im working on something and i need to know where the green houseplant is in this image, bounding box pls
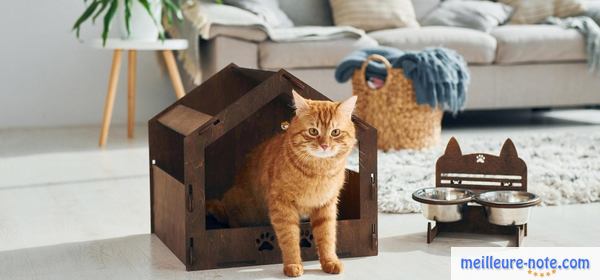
[72,0,184,45]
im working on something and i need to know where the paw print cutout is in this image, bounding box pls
[299,230,313,248]
[256,232,275,251]
[501,181,513,187]
[476,154,485,163]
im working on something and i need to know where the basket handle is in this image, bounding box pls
[359,54,393,90]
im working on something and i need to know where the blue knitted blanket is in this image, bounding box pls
[335,47,469,114]
[544,16,600,74]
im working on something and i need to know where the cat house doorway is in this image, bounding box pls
[204,92,363,230]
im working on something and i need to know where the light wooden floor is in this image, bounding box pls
[1,109,599,280]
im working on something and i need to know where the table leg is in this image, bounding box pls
[161,50,185,99]
[128,50,137,139]
[99,49,123,147]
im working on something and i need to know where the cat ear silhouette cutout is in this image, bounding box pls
[444,137,462,157]
[500,138,519,158]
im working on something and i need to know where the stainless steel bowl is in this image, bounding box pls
[412,187,474,222]
[475,191,541,226]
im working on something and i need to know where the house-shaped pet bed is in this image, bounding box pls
[148,64,378,270]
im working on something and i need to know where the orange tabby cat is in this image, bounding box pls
[207,90,357,277]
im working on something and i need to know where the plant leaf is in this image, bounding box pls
[163,0,182,23]
[72,0,101,38]
[124,0,132,36]
[163,1,173,24]
[138,0,162,40]
[92,0,110,23]
[137,0,157,24]
[159,29,165,41]
[102,0,118,46]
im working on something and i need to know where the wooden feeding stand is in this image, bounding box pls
[148,64,378,270]
[427,137,529,246]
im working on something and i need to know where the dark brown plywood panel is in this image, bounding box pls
[153,166,187,264]
[158,105,213,136]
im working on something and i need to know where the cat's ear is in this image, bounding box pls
[444,137,462,157]
[338,95,358,119]
[500,138,519,158]
[292,89,310,115]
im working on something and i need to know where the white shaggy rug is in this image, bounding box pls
[348,130,600,214]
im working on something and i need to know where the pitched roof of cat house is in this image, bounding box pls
[152,63,375,140]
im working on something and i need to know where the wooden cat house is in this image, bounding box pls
[148,64,378,271]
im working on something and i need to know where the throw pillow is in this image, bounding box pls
[329,0,420,31]
[421,0,513,32]
[500,0,586,24]
[555,0,587,18]
[223,0,294,28]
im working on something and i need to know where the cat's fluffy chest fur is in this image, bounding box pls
[206,91,357,277]
[255,132,348,216]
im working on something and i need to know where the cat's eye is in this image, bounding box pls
[308,128,319,136]
[331,129,341,137]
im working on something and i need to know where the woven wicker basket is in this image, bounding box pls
[351,54,443,150]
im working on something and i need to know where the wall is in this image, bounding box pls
[0,0,177,129]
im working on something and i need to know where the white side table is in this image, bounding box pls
[91,39,189,147]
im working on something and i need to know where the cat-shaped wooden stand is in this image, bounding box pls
[429,137,528,246]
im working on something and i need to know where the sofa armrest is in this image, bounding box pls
[207,25,268,42]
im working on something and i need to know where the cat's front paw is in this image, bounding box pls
[321,259,343,274]
[283,263,304,277]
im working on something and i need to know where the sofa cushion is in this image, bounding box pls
[329,0,420,31]
[279,0,334,26]
[368,26,497,64]
[223,0,294,28]
[499,0,586,24]
[420,0,513,32]
[411,0,441,20]
[259,36,379,69]
[492,25,586,64]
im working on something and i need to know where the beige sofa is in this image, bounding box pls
[195,0,600,109]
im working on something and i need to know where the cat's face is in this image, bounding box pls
[289,90,357,159]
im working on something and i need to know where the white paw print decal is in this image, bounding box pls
[476,154,485,163]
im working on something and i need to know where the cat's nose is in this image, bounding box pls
[320,144,329,150]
